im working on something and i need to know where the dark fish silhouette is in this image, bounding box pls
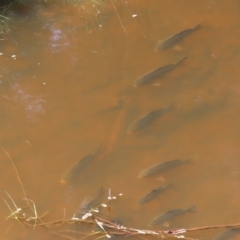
[134,57,187,87]
[212,228,240,240]
[138,183,171,204]
[155,21,201,51]
[60,146,101,183]
[127,104,173,133]
[138,159,188,178]
[74,188,106,219]
[80,187,106,212]
[148,205,196,227]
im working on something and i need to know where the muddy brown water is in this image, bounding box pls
[1,1,240,239]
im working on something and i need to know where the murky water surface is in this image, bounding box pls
[1,0,240,239]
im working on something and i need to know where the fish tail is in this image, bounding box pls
[194,20,203,29]
[138,198,145,204]
[96,187,105,200]
[166,181,173,189]
[188,205,197,212]
[176,56,187,65]
[164,102,175,112]
[184,158,192,164]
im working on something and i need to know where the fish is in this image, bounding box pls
[133,57,187,87]
[138,183,171,204]
[74,188,106,219]
[127,104,173,133]
[212,228,240,240]
[80,187,106,212]
[138,159,188,178]
[155,21,201,51]
[148,205,196,227]
[60,145,101,183]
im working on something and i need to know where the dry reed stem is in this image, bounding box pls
[6,200,240,240]
[1,147,47,228]
[1,147,30,209]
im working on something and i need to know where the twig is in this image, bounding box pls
[187,223,240,232]
[110,0,128,35]
[4,187,240,240]
[1,147,31,209]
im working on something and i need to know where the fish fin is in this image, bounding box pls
[188,205,197,212]
[173,45,182,51]
[96,187,106,200]
[194,20,203,30]
[94,144,103,155]
[185,155,200,165]
[79,197,93,212]
[154,41,162,52]
[163,222,170,227]
[156,176,166,182]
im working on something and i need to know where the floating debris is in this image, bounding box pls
[149,205,196,227]
[155,22,201,51]
[138,159,189,178]
[133,57,187,87]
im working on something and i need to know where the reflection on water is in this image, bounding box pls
[1,1,240,240]
[49,27,69,53]
[11,83,46,121]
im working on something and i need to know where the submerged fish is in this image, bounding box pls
[127,104,173,133]
[138,183,171,204]
[134,57,187,87]
[80,187,106,212]
[148,205,196,227]
[60,146,101,183]
[212,228,240,240]
[138,159,188,178]
[155,22,201,51]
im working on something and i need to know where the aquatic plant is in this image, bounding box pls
[61,0,105,4]
[0,0,108,37]
[0,11,12,38]
[0,15,10,32]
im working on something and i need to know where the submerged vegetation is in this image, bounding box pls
[0,0,106,38]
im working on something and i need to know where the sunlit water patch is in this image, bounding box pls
[9,83,46,121]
